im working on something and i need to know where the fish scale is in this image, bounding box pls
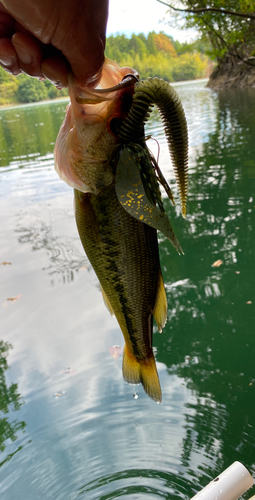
[74,185,161,360]
[54,58,188,402]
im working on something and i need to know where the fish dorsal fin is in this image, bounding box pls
[153,272,167,333]
[115,146,184,255]
[100,285,115,316]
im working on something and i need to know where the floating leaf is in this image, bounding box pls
[2,294,22,307]
[7,294,22,302]
[212,259,223,267]
[79,264,88,271]
[0,261,12,265]
[54,391,65,398]
[109,345,123,360]
[61,367,76,375]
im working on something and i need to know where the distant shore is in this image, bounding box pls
[0,78,209,111]
[0,95,70,111]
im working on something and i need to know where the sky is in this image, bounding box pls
[107,0,197,42]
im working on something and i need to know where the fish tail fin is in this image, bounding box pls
[122,344,162,403]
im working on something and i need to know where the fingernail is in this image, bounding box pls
[0,55,15,67]
[0,56,21,75]
[0,64,21,75]
[13,44,32,65]
[43,69,64,88]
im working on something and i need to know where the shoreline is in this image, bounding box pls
[207,59,255,89]
[0,95,70,111]
[0,78,209,111]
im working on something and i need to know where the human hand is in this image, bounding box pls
[0,0,108,87]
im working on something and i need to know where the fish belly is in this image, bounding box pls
[74,185,164,402]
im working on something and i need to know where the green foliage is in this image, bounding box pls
[0,67,68,106]
[15,75,49,103]
[0,31,209,106]
[172,53,208,80]
[0,67,19,105]
[0,79,19,106]
[106,31,210,81]
[0,340,26,453]
[164,0,255,63]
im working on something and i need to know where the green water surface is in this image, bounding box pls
[0,83,254,499]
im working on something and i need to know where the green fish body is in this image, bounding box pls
[54,59,188,402]
[74,184,167,402]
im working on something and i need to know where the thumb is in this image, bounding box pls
[57,0,108,85]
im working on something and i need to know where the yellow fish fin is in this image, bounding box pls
[100,285,115,316]
[153,273,167,333]
[122,345,162,403]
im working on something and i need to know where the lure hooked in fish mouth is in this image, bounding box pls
[72,69,188,246]
[54,59,189,402]
[87,74,188,253]
[117,77,188,218]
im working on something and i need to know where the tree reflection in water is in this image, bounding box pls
[155,86,255,483]
[0,340,26,465]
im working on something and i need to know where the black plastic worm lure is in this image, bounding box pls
[112,76,188,254]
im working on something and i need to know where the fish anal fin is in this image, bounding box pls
[122,345,162,403]
[153,273,167,333]
[122,345,141,385]
[100,284,115,316]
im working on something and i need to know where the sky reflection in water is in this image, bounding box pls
[0,83,254,499]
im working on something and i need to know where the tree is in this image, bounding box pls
[156,0,255,66]
[153,32,177,57]
[130,34,147,59]
[16,75,48,103]
[0,80,18,105]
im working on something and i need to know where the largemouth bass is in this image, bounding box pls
[54,59,188,403]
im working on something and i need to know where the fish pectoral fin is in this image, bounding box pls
[153,272,167,333]
[100,285,115,316]
[115,147,184,255]
[122,345,162,403]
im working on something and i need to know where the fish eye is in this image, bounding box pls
[109,117,122,135]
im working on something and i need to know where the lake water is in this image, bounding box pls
[0,81,254,499]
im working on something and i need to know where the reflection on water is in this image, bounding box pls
[14,210,88,286]
[0,100,68,168]
[78,468,193,499]
[0,83,254,498]
[0,340,26,465]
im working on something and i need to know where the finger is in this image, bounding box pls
[61,30,105,86]
[12,31,45,78]
[41,54,69,88]
[0,11,15,37]
[93,0,109,49]
[49,1,108,86]
[0,37,21,74]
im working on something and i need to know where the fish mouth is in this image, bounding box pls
[75,74,139,105]
[88,73,140,95]
[70,59,139,105]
